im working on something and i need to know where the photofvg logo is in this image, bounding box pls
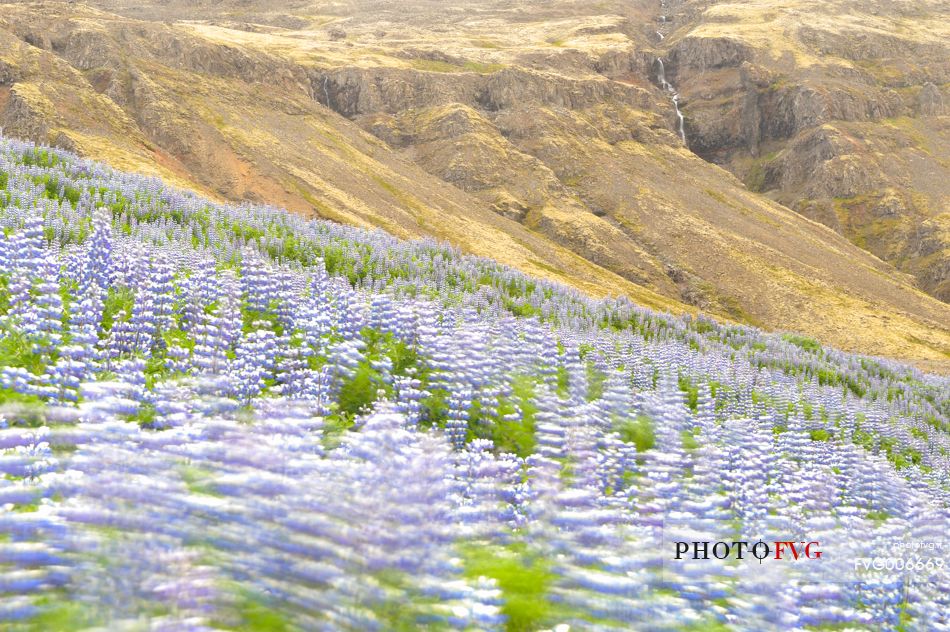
[673,540,822,562]
[660,517,949,584]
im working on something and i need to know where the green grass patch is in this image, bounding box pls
[865,510,890,524]
[682,428,701,450]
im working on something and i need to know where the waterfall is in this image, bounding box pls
[656,58,686,144]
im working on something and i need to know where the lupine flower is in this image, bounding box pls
[0,134,946,631]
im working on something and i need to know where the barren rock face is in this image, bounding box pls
[1,0,949,368]
[671,36,751,71]
[919,82,946,117]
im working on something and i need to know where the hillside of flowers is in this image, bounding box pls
[0,134,948,631]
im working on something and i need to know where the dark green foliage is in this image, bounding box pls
[875,436,923,470]
[616,414,655,452]
[678,374,699,412]
[63,185,82,206]
[853,429,875,451]
[59,277,78,328]
[504,299,539,318]
[420,387,450,427]
[121,402,157,427]
[33,175,82,206]
[461,374,540,457]
[0,327,47,376]
[387,338,419,376]
[0,274,10,316]
[489,375,539,457]
[242,306,285,336]
[20,148,58,168]
[923,414,948,433]
[162,328,195,352]
[0,387,46,408]
[880,436,897,455]
[816,367,867,398]
[101,287,135,332]
[893,448,922,470]
[211,589,294,632]
[360,327,419,377]
[336,363,385,417]
[39,176,83,207]
[144,354,169,390]
[321,244,347,277]
[585,363,607,402]
[693,319,716,335]
[324,327,430,424]
[782,333,822,353]
[556,365,569,397]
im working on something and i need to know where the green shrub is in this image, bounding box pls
[337,364,384,417]
[616,414,655,452]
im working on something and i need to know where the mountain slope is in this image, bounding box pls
[1,0,949,370]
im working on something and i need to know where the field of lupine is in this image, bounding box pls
[0,133,948,631]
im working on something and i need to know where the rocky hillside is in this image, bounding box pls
[663,0,950,300]
[1,0,949,370]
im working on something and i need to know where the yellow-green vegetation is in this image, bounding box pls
[464,61,506,74]
[470,39,502,49]
[409,59,505,74]
[461,542,560,632]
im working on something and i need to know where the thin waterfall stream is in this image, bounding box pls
[656,58,686,144]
